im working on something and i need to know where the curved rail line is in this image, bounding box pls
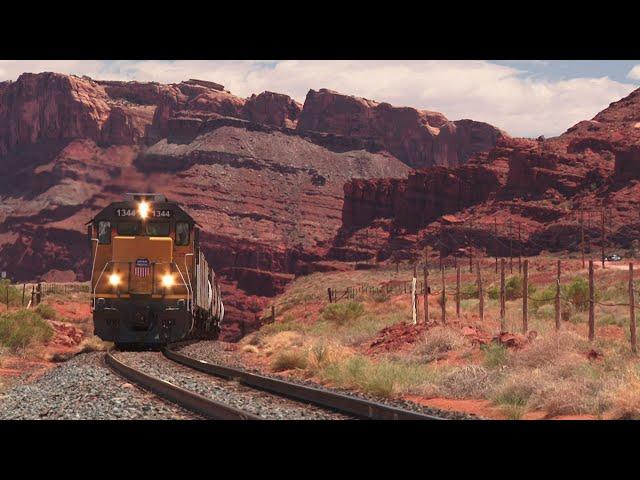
[163,344,443,420]
[104,349,260,420]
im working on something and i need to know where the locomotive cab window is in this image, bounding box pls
[117,221,141,236]
[176,222,190,246]
[98,221,111,244]
[146,222,170,236]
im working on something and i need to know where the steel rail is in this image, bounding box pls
[105,349,260,420]
[163,344,443,420]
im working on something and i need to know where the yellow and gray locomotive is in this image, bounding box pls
[87,194,223,347]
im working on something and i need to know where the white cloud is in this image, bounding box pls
[628,64,640,81]
[0,60,637,138]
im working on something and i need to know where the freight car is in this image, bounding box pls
[87,194,223,347]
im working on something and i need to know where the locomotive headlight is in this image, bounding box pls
[161,273,175,288]
[138,200,150,219]
[109,273,121,287]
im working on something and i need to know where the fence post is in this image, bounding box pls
[5,284,8,310]
[630,262,637,354]
[589,260,595,341]
[555,260,561,331]
[22,283,26,307]
[423,265,429,324]
[411,276,417,325]
[36,282,42,305]
[500,258,506,331]
[456,262,461,318]
[476,261,484,321]
[271,305,275,323]
[522,260,529,333]
[441,267,446,324]
[327,287,332,303]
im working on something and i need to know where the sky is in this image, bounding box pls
[0,60,638,138]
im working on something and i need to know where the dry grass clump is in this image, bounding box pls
[270,349,309,372]
[437,365,495,399]
[491,369,548,418]
[604,370,640,419]
[509,330,584,369]
[321,301,365,325]
[320,355,440,398]
[0,309,54,352]
[78,335,111,353]
[413,326,466,362]
[259,331,304,357]
[34,302,57,320]
[530,377,603,417]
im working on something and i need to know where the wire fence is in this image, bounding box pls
[285,257,640,353]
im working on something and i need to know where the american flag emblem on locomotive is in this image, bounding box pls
[87,193,224,348]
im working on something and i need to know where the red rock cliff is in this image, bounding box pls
[297,88,506,168]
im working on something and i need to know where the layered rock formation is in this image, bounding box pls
[297,88,506,168]
[337,86,640,263]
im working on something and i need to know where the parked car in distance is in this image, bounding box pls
[605,254,622,261]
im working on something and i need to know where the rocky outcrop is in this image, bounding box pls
[297,88,506,168]
[243,91,302,128]
[343,160,507,230]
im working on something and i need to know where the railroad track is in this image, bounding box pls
[106,344,444,420]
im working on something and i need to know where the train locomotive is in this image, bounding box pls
[88,193,223,347]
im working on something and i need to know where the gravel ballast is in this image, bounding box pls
[179,341,482,420]
[114,351,351,420]
[0,352,197,420]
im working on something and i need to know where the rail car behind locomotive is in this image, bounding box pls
[87,194,223,346]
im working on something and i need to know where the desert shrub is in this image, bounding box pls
[510,330,583,369]
[460,283,478,299]
[0,310,54,352]
[437,365,494,399]
[481,342,508,368]
[320,355,438,398]
[530,284,556,310]
[491,369,546,408]
[534,304,555,319]
[321,301,365,325]
[270,349,308,372]
[607,377,640,419]
[504,275,535,300]
[371,290,390,303]
[487,285,499,300]
[262,315,303,334]
[561,301,574,322]
[414,326,465,362]
[530,377,599,417]
[0,280,22,308]
[35,302,57,320]
[563,277,590,311]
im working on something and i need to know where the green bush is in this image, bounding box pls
[481,343,508,368]
[460,283,478,300]
[321,301,365,325]
[487,285,499,300]
[0,309,54,352]
[505,275,530,300]
[563,277,590,311]
[35,302,57,320]
[0,280,23,308]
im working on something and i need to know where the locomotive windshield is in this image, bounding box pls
[117,221,141,236]
[146,222,170,236]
